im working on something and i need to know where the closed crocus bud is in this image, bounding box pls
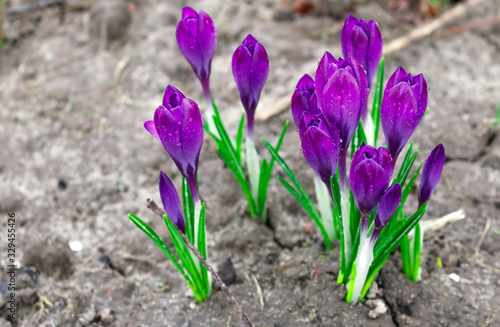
[374,183,401,230]
[418,144,445,207]
[298,112,340,186]
[350,144,393,218]
[341,15,383,89]
[381,67,428,163]
[144,85,204,202]
[176,7,217,86]
[159,171,185,233]
[232,34,269,139]
[291,74,321,127]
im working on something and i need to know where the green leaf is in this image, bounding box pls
[128,214,189,282]
[257,158,269,217]
[197,203,210,293]
[394,142,418,187]
[236,114,245,164]
[373,203,427,263]
[371,57,385,146]
[400,234,411,276]
[351,121,368,159]
[411,222,422,281]
[164,215,206,301]
[258,121,289,217]
[212,109,256,216]
[330,175,345,277]
[182,178,195,244]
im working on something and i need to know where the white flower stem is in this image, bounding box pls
[246,136,260,208]
[349,229,375,303]
[314,176,335,241]
[341,188,352,264]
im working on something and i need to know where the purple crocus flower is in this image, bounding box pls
[381,67,428,163]
[159,171,185,233]
[371,182,401,242]
[298,112,340,186]
[144,85,204,203]
[350,144,393,224]
[232,34,269,139]
[315,52,368,189]
[418,144,445,207]
[176,7,217,102]
[291,74,321,127]
[341,15,383,90]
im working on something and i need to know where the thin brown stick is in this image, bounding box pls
[146,199,254,327]
[255,0,488,123]
[439,15,500,37]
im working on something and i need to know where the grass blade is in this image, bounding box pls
[371,57,385,146]
[236,114,245,164]
[128,214,189,282]
[182,178,195,244]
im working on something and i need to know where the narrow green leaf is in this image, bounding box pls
[128,214,188,282]
[212,111,256,216]
[182,178,195,244]
[412,222,422,281]
[371,57,385,145]
[359,253,389,301]
[400,234,411,276]
[330,175,345,277]
[236,114,245,164]
[278,176,331,251]
[394,142,418,187]
[351,121,368,159]
[197,203,209,294]
[164,215,205,300]
[257,158,269,217]
[373,203,427,262]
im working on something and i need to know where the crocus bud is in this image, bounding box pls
[381,67,428,163]
[232,34,269,139]
[159,171,185,233]
[341,15,383,89]
[291,74,321,127]
[350,144,393,217]
[176,7,217,85]
[374,183,401,230]
[315,52,368,152]
[144,85,204,202]
[418,144,445,207]
[298,112,340,186]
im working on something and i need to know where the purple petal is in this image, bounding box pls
[300,119,340,185]
[381,79,420,160]
[144,120,160,141]
[179,98,204,178]
[154,106,186,176]
[367,20,383,86]
[315,52,338,102]
[374,183,402,229]
[350,145,393,216]
[291,74,319,125]
[232,43,253,110]
[320,68,361,148]
[162,85,186,109]
[196,10,217,75]
[159,171,185,233]
[418,144,445,206]
[249,41,269,106]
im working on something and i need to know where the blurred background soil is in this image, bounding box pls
[0,0,500,326]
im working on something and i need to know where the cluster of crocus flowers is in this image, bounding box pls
[267,13,445,302]
[128,5,447,308]
[129,85,211,302]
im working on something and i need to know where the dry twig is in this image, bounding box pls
[146,199,253,327]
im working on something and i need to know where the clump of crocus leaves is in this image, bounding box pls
[128,7,446,305]
[265,14,445,302]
